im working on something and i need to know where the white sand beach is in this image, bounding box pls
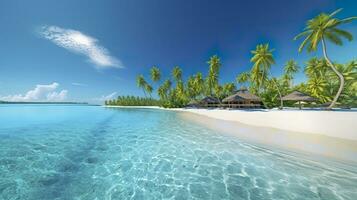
[106,106,357,162]
[178,108,357,141]
[106,106,357,140]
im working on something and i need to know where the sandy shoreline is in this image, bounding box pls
[105,105,357,163]
[105,106,357,162]
[105,105,357,141]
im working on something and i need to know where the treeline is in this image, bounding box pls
[107,9,356,109]
[105,96,161,106]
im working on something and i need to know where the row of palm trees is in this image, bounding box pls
[105,96,161,106]
[125,9,356,109]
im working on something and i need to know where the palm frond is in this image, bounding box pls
[338,16,357,24]
[309,32,322,52]
[329,8,343,18]
[294,30,311,40]
[298,34,312,52]
[325,32,343,45]
[332,28,353,41]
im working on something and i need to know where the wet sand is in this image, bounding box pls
[178,111,357,164]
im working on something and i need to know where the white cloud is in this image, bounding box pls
[0,82,68,102]
[71,82,87,87]
[39,25,123,69]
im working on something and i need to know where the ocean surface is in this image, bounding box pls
[0,105,356,200]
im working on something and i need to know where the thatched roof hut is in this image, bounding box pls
[200,96,220,104]
[281,91,316,109]
[222,88,261,103]
[186,99,200,107]
[281,91,316,101]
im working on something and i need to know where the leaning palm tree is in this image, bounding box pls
[144,84,153,98]
[251,44,283,108]
[294,8,356,109]
[136,75,147,97]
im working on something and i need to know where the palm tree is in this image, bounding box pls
[294,8,356,109]
[308,75,329,102]
[158,79,172,100]
[186,75,196,100]
[206,55,221,96]
[150,66,161,82]
[194,72,204,98]
[150,66,161,97]
[172,66,182,83]
[284,60,300,87]
[163,79,172,91]
[158,85,166,100]
[250,44,283,108]
[222,83,236,97]
[305,58,325,78]
[214,85,224,101]
[136,75,147,97]
[145,84,153,98]
[236,71,250,88]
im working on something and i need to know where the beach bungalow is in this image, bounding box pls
[199,96,220,108]
[222,88,263,109]
[281,91,316,109]
[186,99,200,108]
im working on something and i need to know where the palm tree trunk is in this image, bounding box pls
[321,38,345,109]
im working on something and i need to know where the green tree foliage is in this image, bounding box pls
[136,75,147,97]
[299,58,357,106]
[284,59,300,87]
[128,9,356,109]
[150,66,161,83]
[250,43,283,108]
[105,96,161,106]
[236,71,250,87]
[294,8,356,109]
[206,55,221,96]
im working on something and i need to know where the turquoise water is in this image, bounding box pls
[0,105,356,200]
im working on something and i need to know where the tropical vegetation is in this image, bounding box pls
[107,9,356,109]
[105,96,161,106]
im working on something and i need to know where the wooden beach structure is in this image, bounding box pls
[221,88,264,109]
[199,96,220,108]
[186,99,200,108]
[281,91,316,109]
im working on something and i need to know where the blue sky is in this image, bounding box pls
[0,0,356,103]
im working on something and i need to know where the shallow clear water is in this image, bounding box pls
[0,105,356,200]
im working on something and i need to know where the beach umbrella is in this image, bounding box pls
[281,91,316,101]
[281,91,316,109]
[294,101,307,105]
[294,101,308,109]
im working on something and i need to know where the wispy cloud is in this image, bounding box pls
[98,92,117,101]
[71,82,87,87]
[0,82,68,102]
[39,25,123,69]
[93,92,117,102]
